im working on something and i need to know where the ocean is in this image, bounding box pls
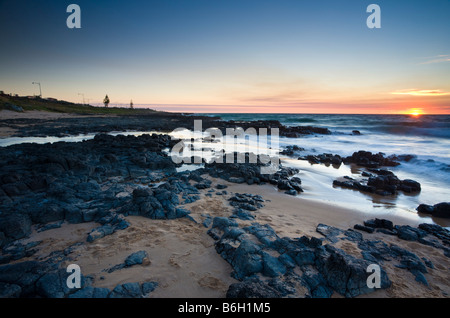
[194,114,450,226]
[1,113,449,226]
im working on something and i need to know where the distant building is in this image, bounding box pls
[0,90,4,95]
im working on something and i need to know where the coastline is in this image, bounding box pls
[14,176,450,298]
[0,110,449,299]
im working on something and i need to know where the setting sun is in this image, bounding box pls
[406,108,425,117]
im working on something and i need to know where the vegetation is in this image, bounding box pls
[0,94,163,116]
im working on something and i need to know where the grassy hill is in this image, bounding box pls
[0,94,169,116]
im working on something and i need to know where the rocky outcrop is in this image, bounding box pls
[417,202,450,219]
[105,250,150,273]
[343,151,401,168]
[333,169,421,196]
[207,216,395,298]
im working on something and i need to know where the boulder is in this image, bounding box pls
[432,202,450,219]
[395,225,427,242]
[301,268,333,298]
[36,268,85,298]
[261,252,287,277]
[416,204,434,215]
[231,240,263,280]
[363,219,394,231]
[0,214,32,240]
[86,224,114,243]
[124,251,149,267]
[315,245,391,298]
[212,217,239,231]
[353,224,375,234]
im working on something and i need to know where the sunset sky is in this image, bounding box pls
[0,0,449,114]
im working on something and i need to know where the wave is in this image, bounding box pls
[196,113,450,138]
[282,117,318,124]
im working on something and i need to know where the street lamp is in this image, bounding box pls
[32,82,42,98]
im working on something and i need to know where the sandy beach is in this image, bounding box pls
[14,176,449,298]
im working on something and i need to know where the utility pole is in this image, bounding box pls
[32,82,42,98]
[78,93,85,105]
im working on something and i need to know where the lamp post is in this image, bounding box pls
[32,82,42,98]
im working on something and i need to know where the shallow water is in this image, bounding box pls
[1,115,449,228]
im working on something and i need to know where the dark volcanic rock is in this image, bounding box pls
[226,277,283,298]
[86,214,130,243]
[109,282,144,298]
[416,202,450,219]
[280,145,305,156]
[363,219,394,231]
[333,170,421,196]
[417,204,435,215]
[0,282,22,298]
[68,286,111,298]
[125,250,149,267]
[432,202,450,219]
[315,245,391,298]
[36,268,85,298]
[353,224,375,234]
[300,153,343,167]
[0,214,32,241]
[343,151,400,168]
[395,225,426,242]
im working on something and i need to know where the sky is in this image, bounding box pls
[0,0,449,114]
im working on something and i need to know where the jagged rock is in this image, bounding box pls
[353,224,375,234]
[36,268,85,298]
[395,225,427,242]
[316,224,343,243]
[343,151,400,168]
[363,219,394,231]
[125,250,149,267]
[315,245,391,298]
[109,282,144,298]
[301,267,333,298]
[231,240,263,280]
[244,223,279,248]
[68,286,111,298]
[212,217,239,231]
[86,224,114,243]
[334,171,421,196]
[226,277,283,298]
[0,214,32,241]
[261,252,286,277]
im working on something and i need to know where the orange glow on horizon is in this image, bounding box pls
[401,108,426,117]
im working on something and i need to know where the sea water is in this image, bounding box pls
[1,114,449,226]
[194,114,450,227]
